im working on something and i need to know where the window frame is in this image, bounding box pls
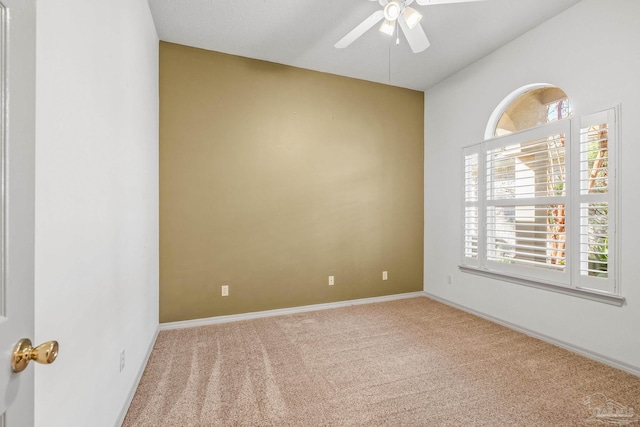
[460,107,623,306]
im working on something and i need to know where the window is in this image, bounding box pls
[463,89,619,299]
[577,110,615,293]
[493,86,571,137]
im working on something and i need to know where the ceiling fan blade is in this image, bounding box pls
[335,10,385,49]
[415,0,485,5]
[398,15,430,53]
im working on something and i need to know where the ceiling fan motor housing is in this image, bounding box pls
[384,1,403,20]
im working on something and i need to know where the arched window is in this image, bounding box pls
[462,85,620,301]
[485,84,572,139]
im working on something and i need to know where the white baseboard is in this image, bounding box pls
[424,292,640,378]
[114,326,159,427]
[159,291,426,331]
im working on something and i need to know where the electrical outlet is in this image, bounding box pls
[120,349,125,373]
[382,271,388,280]
[328,275,335,286]
[221,285,229,296]
[447,275,453,285]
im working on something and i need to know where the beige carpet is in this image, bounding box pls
[123,297,640,426]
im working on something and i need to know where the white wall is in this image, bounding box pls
[34,0,159,426]
[424,0,640,371]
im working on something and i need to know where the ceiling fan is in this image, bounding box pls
[335,0,485,53]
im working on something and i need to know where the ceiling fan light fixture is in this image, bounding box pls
[380,19,395,36]
[403,7,422,29]
[383,1,402,21]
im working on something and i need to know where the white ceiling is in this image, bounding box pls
[148,0,582,91]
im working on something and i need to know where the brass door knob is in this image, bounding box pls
[12,338,59,373]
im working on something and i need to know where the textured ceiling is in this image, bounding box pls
[148,0,582,91]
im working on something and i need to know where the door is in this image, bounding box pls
[0,0,37,425]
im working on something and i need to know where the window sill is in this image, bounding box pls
[459,265,625,307]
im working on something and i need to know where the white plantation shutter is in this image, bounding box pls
[462,107,620,298]
[484,120,570,283]
[463,146,481,266]
[576,109,616,293]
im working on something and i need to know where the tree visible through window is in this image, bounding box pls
[580,121,610,279]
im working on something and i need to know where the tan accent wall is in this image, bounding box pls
[160,42,424,323]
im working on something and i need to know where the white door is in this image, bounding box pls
[0,0,38,425]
